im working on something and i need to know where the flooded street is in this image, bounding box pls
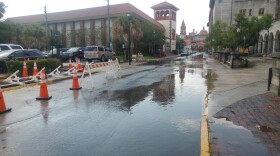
[0,53,208,156]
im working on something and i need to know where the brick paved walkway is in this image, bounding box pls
[211,92,280,155]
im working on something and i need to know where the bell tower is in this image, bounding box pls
[152,1,179,52]
[180,20,186,39]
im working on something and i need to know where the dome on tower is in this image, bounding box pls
[198,27,208,36]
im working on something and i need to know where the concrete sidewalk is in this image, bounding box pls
[204,54,280,155]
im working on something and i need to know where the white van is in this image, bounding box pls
[0,44,24,51]
[84,46,113,62]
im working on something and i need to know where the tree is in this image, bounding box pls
[206,13,273,52]
[113,15,143,58]
[0,2,6,19]
[176,36,185,52]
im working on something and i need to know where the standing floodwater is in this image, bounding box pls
[0,53,207,156]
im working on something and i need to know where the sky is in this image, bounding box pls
[1,0,209,34]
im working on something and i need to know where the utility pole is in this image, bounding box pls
[106,0,111,50]
[44,6,51,52]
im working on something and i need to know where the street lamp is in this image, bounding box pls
[127,13,131,65]
[105,0,112,50]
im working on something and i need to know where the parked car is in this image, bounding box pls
[62,47,85,62]
[0,49,46,61]
[84,46,113,62]
[42,48,69,57]
[0,44,24,51]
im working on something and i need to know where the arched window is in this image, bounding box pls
[165,10,169,17]
[160,11,165,17]
[156,11,160,17]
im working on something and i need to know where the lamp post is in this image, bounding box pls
[105,0,112,50]
[127,13,131,65]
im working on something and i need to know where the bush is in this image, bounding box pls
[0,61,7,73]
[5,58,61,76]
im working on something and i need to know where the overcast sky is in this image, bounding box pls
[1,0,209,34]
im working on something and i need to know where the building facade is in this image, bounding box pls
[7,2,178,52]
[180,20,208,52]
[209,0,280,54]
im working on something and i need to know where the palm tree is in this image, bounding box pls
[113,15,143,56]
[0,2,6,19]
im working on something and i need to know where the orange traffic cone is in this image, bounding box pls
[76,58,83,72]
[0,87,12,114]
[68,58,73,70]
[33,61,38,76]
[22,60,28,77]
[36,71,52,100]
[70,69,82,90]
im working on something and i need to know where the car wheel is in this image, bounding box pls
[100,55,105,62]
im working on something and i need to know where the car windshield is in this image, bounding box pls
[67,47,79,52]
[85,47,97,51]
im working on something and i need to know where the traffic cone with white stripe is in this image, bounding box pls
[70,68,82,90]
[68,58,73,70]
[22,60,28,77]
[0,87,12,114]
[36,70,52,100]
[76,58,83,72]
[33,61,39,77]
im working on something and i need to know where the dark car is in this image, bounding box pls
[0,49,46,61]
[62,47,85,62]
[42,48,69,58]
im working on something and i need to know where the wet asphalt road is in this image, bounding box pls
[0,53,207,156]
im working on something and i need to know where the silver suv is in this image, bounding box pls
[0,44,24,51]
[84,46,113,62]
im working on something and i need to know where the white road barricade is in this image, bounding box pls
[3,70,24,86]
[80,62,94,87]
[105,59,117,79]
[48,65,62,78]
[64,67,75,76]
[31,67,45,82]
[113,58,122,78]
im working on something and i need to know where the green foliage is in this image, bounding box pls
[206,13,273,52]
[113,15,165,56]
[0,2,6,19]
[0,21,48,50]
[176,36,185,51]
[5,58,60,76]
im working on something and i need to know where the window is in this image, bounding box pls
[0,45,10,51]
[259,8,265,16]
[249,9,252,16]
[240,9,246,15]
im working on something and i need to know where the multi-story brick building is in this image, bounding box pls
[208,0,280,54]
[7,2,179,53]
